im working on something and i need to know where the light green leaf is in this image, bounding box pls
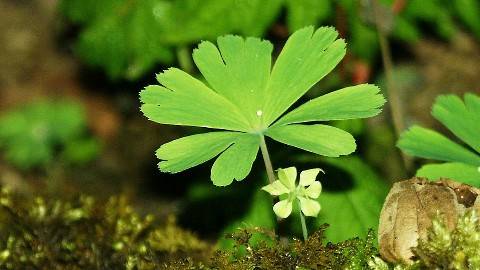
[141,27,385,186]
[305,181,322,199]
[275,84,385,126]
[465,93,480,116]
[397,125,480,166]
[266,124,356,157]
[278,167,297,190]
[263,26,346,125]
[432,94,480,153]
[273,199,293,218]
[156,132,240,173]
[140,69,250,131]
[193,36,272,127]
[416,162,480,187]
[298,197,321,217]
[299,168,321,186]
[211,134,260,186]
[262,180,290,196]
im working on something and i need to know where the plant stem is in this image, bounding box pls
[259,135,275,184]
[299,209,308,241]
[371,0,412,172]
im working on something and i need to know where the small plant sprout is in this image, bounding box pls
[140,26,385,186]
[262,167,323,240]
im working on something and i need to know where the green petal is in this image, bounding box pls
[397,125,480,166]
[416,162,480,187]
[192,36,272,127]
[140,69,250,131]
[275,84,385,126]
[263,26,346,125]
[262,180,290,196]
[304,181,322,199]
[432,93,480,153]
[266,124,356,157]
[278,167,297,190]
[299,168,321,186]
[298,197,321,217]
[156,132,240,173]
[210,134,260,186]
[273,199,293,219]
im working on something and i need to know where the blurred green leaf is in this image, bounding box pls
[0,100,97,170]
[315,156,388,242]
[63,138,100,165]
[61,0,282,79]
[453,0,480,37]
[285,0,331,31]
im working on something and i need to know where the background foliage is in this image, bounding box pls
[60,0,480,80]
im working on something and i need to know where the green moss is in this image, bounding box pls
[210,224,378,269]
[4,186,477,269]
[0,188,209,269]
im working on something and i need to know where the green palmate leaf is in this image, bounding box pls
[432,94,480,153]
[141,26,385,185]
[263,27,346,125]
[140,72,250,131]
[193,36,272,126]
[156,132,240,173]
[266,124,356,157]
[274,84,385,125]
[211,134,260,186]
[397,125,480,167]
[417,162,480,187]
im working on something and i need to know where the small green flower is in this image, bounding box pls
[262,167,322,218]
